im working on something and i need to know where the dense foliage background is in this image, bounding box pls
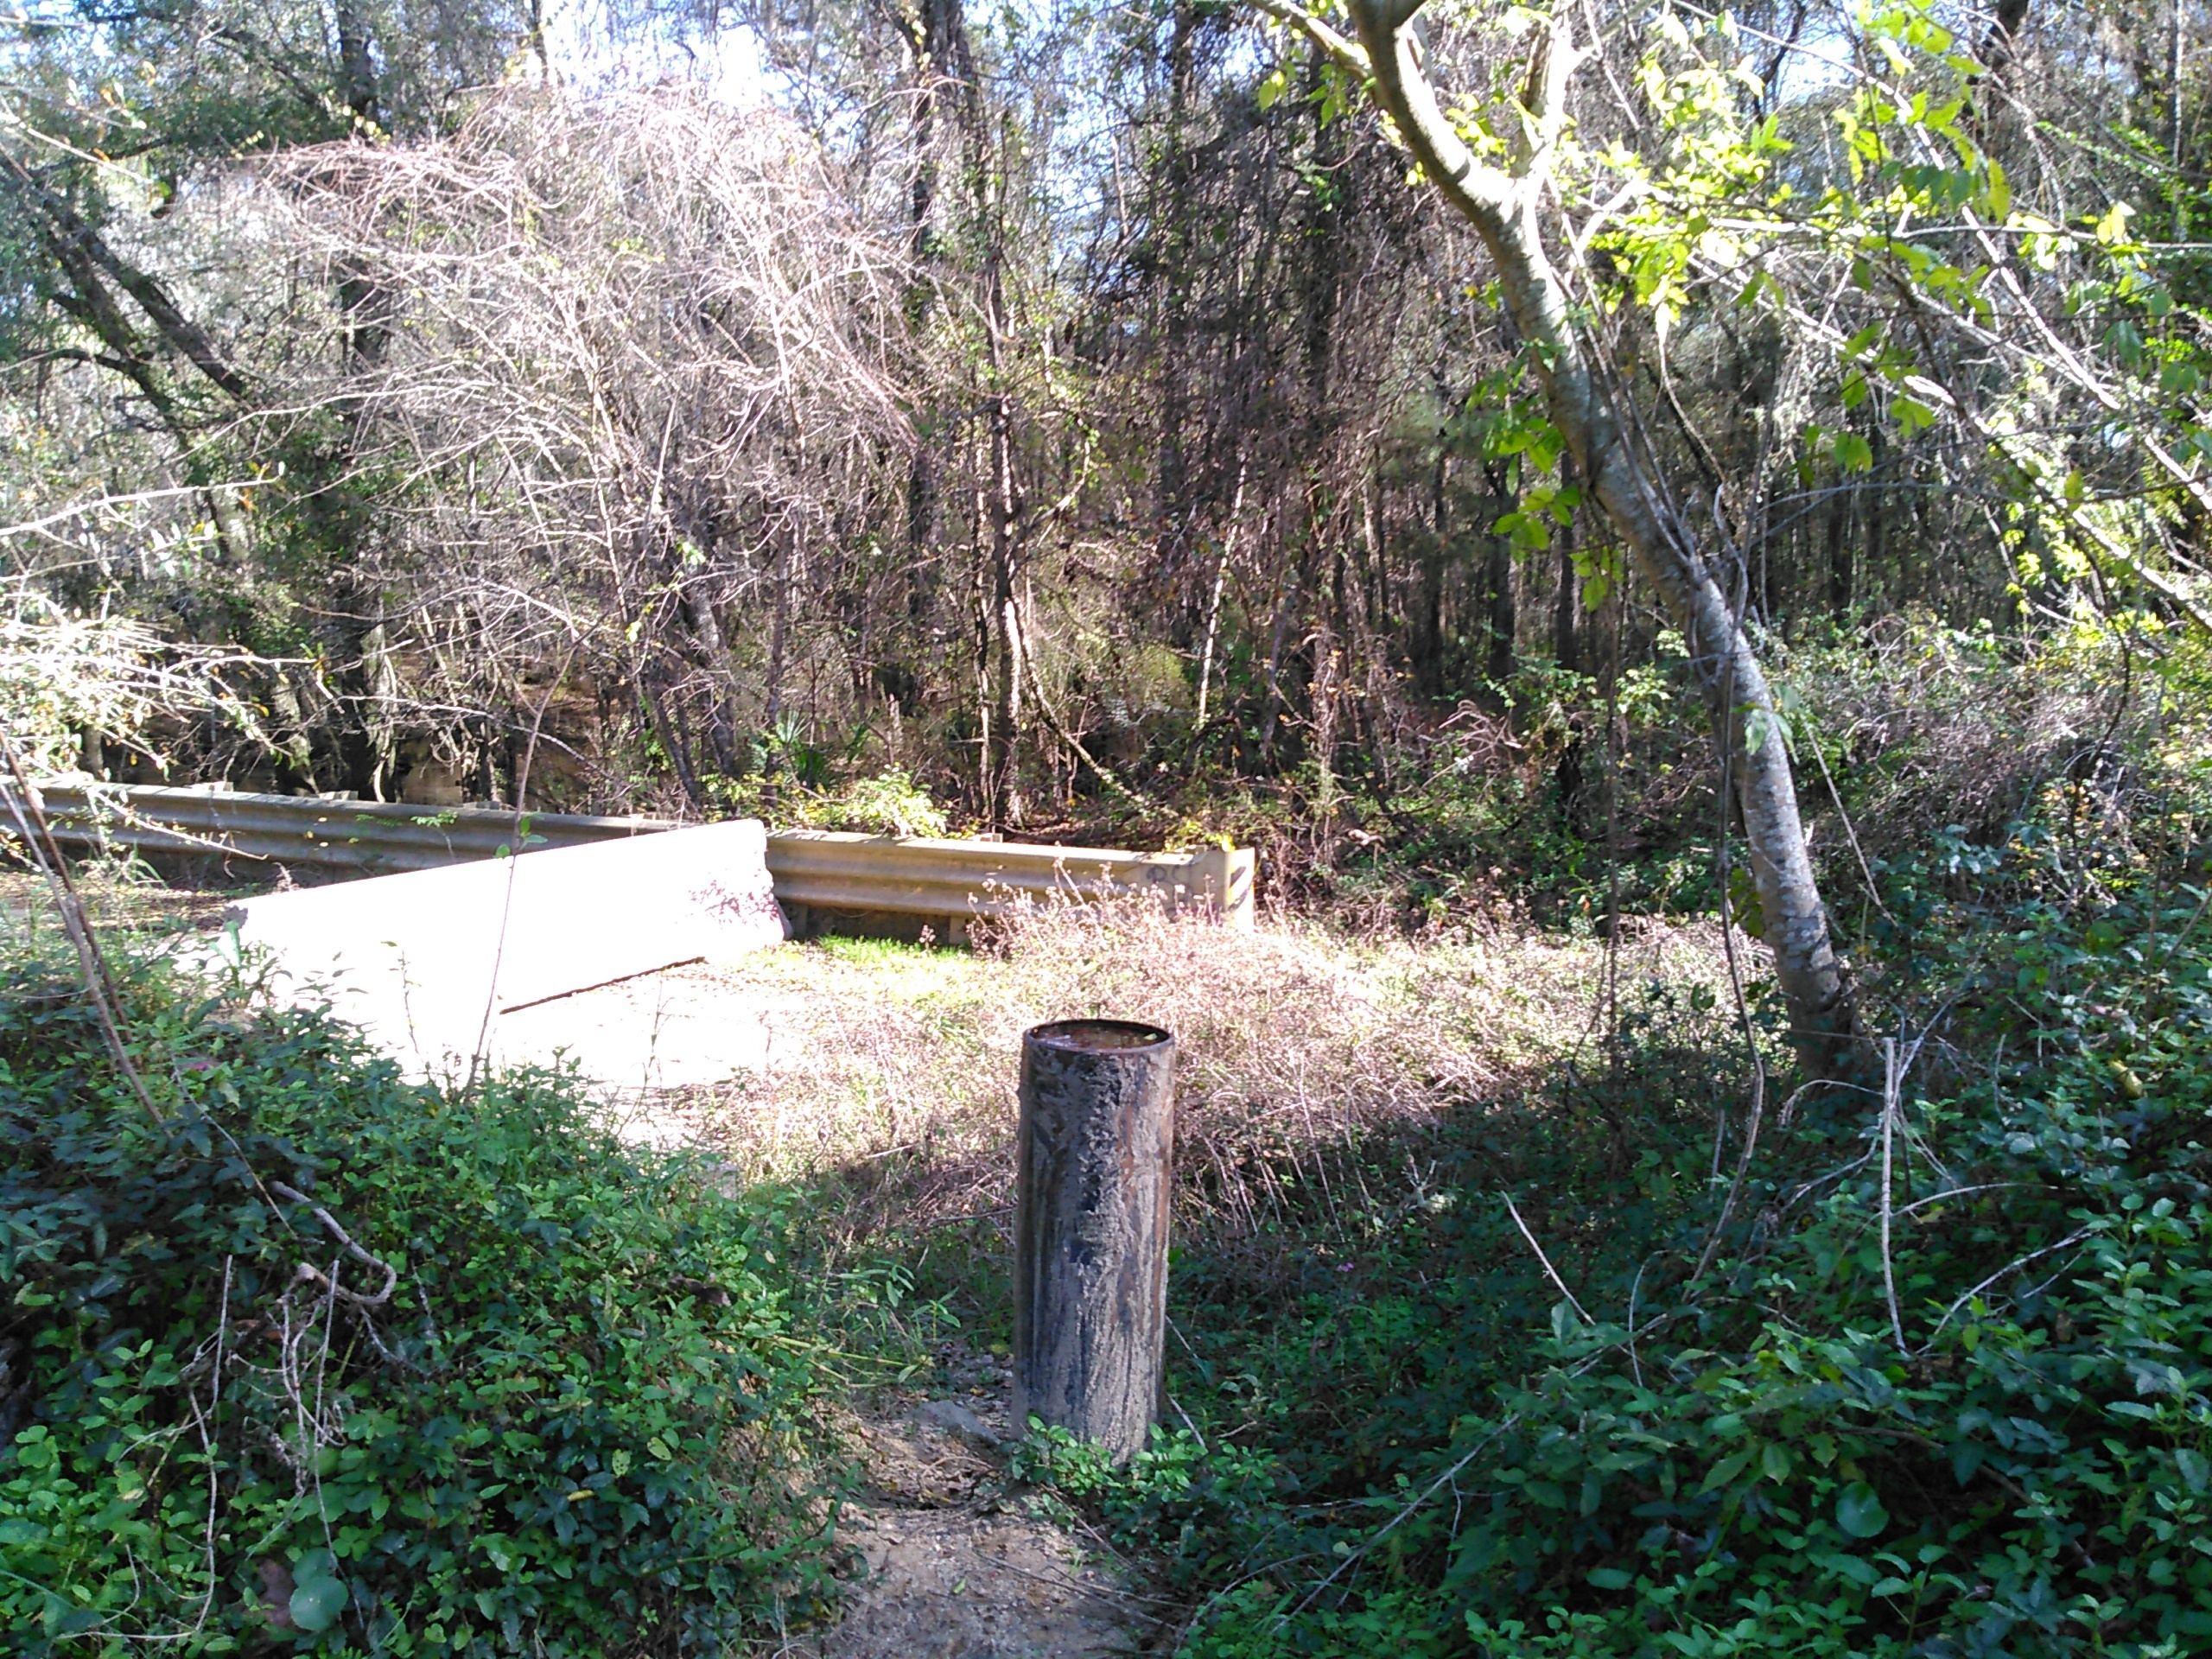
[10,0,2212,1651]
[4,0,2205,882]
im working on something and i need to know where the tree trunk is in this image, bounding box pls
[1486,518,1517,690]
[987,401,1022,826]
[981,138,1023,829]
[898,0,969,626]
[1154,0,1198,597]
[1827,486,1852,614]
[764,538,793,738]
[1414,444,1447,696]
[1197,460,1247,727]
[1294,0,1856,1071]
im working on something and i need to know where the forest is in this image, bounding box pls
[6,0,2212,1650]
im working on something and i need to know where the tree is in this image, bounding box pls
[269,86,913,807]
[2,0,539,791]
[1249,0,1853,1070]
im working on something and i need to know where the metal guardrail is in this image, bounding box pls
[767,830,1254,940]
[20,782,1256,933]
[25,782,671,874]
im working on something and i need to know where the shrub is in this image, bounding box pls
[1162,760,2212,1656]
[0,952,836,1656]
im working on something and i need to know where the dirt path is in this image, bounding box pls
[799,1370,1162,1659]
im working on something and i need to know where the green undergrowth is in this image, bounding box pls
[993,768,2212,1648]
[0,956,849,1656]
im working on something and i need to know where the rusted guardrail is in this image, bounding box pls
[21,782,1256,934]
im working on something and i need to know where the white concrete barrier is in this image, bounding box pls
[215,820,783,1073]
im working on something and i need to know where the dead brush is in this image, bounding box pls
[696,896,1735,1263]
[1795,615,2127,863]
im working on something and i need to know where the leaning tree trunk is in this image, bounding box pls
[1267,0,1856,1072]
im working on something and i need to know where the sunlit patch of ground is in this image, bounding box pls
[792,1344,1159,1658]
[5,862,1740,1226]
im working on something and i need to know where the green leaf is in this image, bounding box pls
[289,1576,348,1634]
[1891,396,1936,435]
[1587,1567,1635,1590]
[1835,1481,1889,1538]
[1834,433,1873,474]
[2179,1448,2209,1492]
[1983,158,2010,219]
[1744,706,1792,758]
[1701,1450,1753,1493]
[1812,1548,1881,1586]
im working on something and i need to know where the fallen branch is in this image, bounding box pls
[270,1181,400,1307]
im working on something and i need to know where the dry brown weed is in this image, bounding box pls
[687,899,1737,1249]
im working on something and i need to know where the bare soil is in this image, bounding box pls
[799,1366,1162,1659]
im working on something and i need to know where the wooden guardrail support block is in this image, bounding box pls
[1013,1020,1178,1463]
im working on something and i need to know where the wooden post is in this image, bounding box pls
[1014,1020,1177,1462]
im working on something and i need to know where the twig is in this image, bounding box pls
[0,736,161,1118]
[1892,1181,2038,1217]
[1689,717,1767,1286]
[1287,1417,1518,1617]
[1804,713,1895,926]
[1014,621,1145,811]
[270,1181,400,1306]
[1916,1225,2097,1355]
[1624,1258,1647,1388]
[467,641,577,1084]
[1878,1037,1906,1351]
[1501,1192,1592,1324]
[173,1256,232,1641]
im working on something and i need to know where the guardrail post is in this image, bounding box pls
[1183,845,1257,929]
[1013,1020,1177,1463]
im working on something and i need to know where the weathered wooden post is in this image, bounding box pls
[1014,1019,1176,1462]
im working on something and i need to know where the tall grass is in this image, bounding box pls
[697,901,1738,1266]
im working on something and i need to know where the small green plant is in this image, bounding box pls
[806,767,949,838]
[1007,1421,1286,1594]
